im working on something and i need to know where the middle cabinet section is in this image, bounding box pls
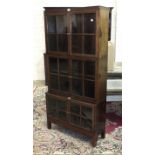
[47,56,96,101]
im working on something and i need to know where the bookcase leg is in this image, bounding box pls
[47,120,51,129]
[91,133,98,147]
[101,130,105,138]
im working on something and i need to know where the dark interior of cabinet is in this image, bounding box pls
[47,15,68,52]
[47,94,93,130]
[47,92,93,130]
[69,101,93,130]
[47,13,96,54]
[49,57,95,98]
[71,13,96,54]
[46,95,67,121]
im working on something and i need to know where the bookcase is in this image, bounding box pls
[44,6,111,146]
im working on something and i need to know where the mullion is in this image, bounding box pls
[81,14,84,54]
[56,34,58,51]
[69,59,72,94]
[82,61,84,96]
[80,103,82,127]
[68,10,71,90]
[59,58,70,92]
[57,58,60,90]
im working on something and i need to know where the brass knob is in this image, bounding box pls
[67,8,71,12]
[67,97,71,100]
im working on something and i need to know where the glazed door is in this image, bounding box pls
[69,100,94,130]
[71,13,96,55]
[71,59,96,99]
[46,93,94,131]
[46,14,68,53]
[48,56,70,94]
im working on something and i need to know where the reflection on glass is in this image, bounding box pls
[50,75,59,90]
[57,35,68,52]
[84,35,95,54]
[81,118,92,129]
[72,35,82,53]
[84,13,96,33]
[49,58,58,74]
[84,80,95,98]
[47,15,67,33]
[70,114,80,126]
[84,61,95,79]
[81,106,92,119]
[47,35,57,51]
[59,59,68,75]
[72,78,82,96]
[70,102,80,114]
[56,15,67,33]
[47,16,56,33]
[60,76,69,91]
[72,60,82,77]
[72,14,83,33]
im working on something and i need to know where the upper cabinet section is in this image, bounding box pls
[44,7,98,55]
[44,6,110,56]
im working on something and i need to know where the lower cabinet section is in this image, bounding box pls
[46,93,94,131]
[46,92,106,147]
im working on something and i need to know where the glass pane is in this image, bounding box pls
[47,96,57,111]
[72,78,82,96]
[70,114,80,126]
[60,76,69,91]
[81,118,92,130]
[58,111,67,120]
[84,80,95,98]
[47,95,67,110]
[50,75,59,90]
[72,60,82,77]
[59,59,68,75]
[84,13,96,33]
[72,35,82,53]
[84,61,95,79]
[47,16,56,33]
[57,35,68,52]
[72,14,83,33]
[46,95,57,116]
[50,109,57,117]
[70,102,80,115]
[56,15,67,33]
[49,58,58,74]
[57,100,67,111]
[47,35,57,51]
[81,106,92,119]
[84,35,95,54]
